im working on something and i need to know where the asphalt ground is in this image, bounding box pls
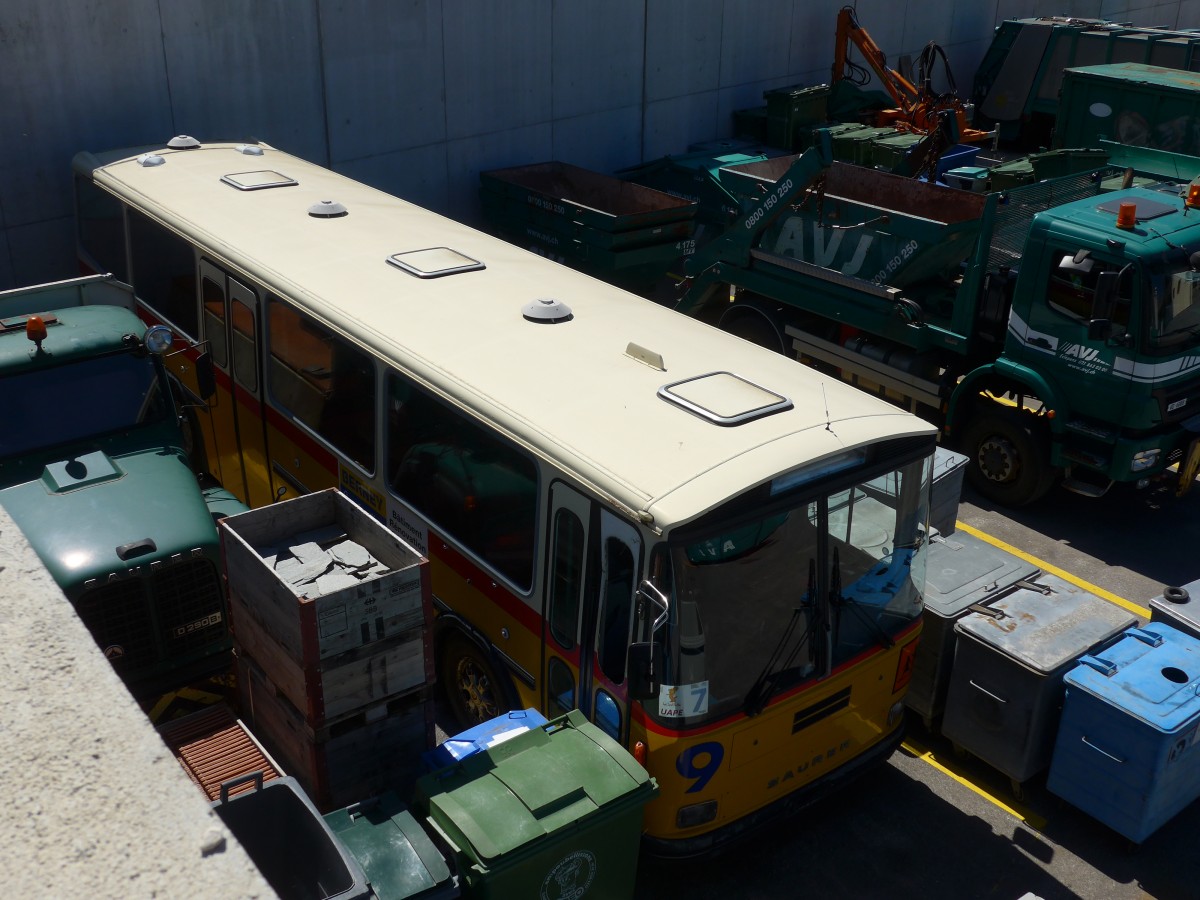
[634,478,1200,899]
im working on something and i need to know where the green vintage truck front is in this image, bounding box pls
[0,280,242,696]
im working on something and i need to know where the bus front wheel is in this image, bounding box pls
[440,632,505,728]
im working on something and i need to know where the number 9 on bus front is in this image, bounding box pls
[676,741,724,794]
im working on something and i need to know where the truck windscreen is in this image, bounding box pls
[0,353,170,457]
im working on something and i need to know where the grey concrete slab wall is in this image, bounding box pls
[1,0,1196,289]
[0,506,274,898]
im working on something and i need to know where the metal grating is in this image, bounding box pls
[75,579,156,673]
[987,169,1117,271]
[154,559,226,654]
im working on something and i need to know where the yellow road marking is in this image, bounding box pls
[901,735,1048,831]
[954,521,1151,619]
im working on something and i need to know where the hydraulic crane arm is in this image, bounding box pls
[832,6,921,113]
[831,6,992,144]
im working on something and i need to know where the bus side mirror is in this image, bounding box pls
[627,642,658,700]
[196,352,216,400]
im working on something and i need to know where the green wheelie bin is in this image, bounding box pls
[415,709,658,899]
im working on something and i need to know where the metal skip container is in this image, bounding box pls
[940,574,1136,784]
[904,529,1038,727]
[1149,579,1200,642]
[1048,623,1200,844]
[415,710,657,899]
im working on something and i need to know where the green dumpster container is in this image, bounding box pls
[415,710,657,899]
[764,83,830,149]
[324,792,460,900]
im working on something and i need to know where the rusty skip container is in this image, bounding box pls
[480,161,697,239]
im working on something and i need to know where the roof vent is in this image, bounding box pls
[1097,196,1174,222]
[235,144,264,156]
[137,153,165,167]
[522,297,573,324]
[308,199,349,218]
[659,371,792,426]
[220,170,298,191]
[386,247,485,278]
[167,135,201,150]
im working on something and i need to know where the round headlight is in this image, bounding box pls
[144,325,174,354]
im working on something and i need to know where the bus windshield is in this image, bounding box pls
[0,352,170,458]
[648,453,931,726]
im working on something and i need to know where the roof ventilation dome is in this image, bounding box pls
[167,135,201,150]
[308,199,349,218]
[522,297,573,324]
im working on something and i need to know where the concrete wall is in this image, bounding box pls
[0,506,275,898]
[2,0,1199,290]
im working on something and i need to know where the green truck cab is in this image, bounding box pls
[677,136,1200,505]
[0,274,245,696]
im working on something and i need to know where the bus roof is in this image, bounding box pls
[83,141,936,528]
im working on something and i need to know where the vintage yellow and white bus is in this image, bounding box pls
[73,138,937,854]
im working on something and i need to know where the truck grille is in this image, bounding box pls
[1153,379,1200,425]
[154,559,226,652]
[75,580,156,674]
[75,558,225,678]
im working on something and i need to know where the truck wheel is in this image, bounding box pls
[961,411,1056,506]
[439,632,506,728]
[720,308,786,355]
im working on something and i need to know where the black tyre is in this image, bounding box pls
[960,410,1056,507]
[439,632,506,728]
[719,308,786,354]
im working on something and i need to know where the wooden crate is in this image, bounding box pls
[235,650,433,812]
[219,488,431,662]
[230,588,433,727]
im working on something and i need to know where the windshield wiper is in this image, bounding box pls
[744,558,816,717]
[831,547,895,651]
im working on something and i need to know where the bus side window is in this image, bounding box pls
[266,298,376,471]
[129,209,198,339]
[598,537,635,684]
[386,370,539,591]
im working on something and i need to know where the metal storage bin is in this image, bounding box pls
[764,83,830,149]
[324,792,460,899]
[904,530,1037,726]
[211,773,370,900]
[941,574,1136,783]
[1047,623,1200,843]
[415,710,657,899]
[1149,579,1200,641]
[929,447,969,536]
[831,126,898,166]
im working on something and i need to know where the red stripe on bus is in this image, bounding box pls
[428,535,544,636]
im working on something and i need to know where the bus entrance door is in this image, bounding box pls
[199,260,274,507]
[587,510,642,745]
[543,487,640,746]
